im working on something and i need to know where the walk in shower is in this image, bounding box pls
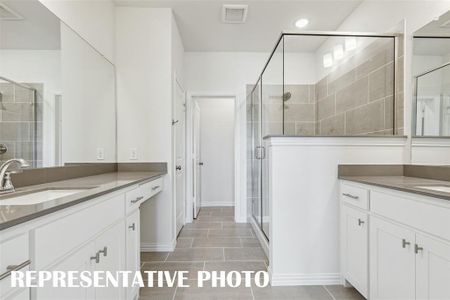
[247,32,400,240]
[0,76,42,167]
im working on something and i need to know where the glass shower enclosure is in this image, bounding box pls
[247,32,399,240]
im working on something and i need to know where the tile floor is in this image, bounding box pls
[140,206,365,300]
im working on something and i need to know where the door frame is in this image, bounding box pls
[172,72,186,238]
[185,92,242,223]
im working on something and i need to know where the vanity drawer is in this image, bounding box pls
[0,233,30,297]
[140,177,163,201]
[34,194,124,269]
[125,186,144,214]
[341,183,369,210]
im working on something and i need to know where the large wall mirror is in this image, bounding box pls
[412,10,450,164]
[0,0,116,168]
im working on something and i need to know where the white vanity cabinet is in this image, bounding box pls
[340,180,450,300]
[341,205,368,298]
[125,209,140,300]
[369,216,415,300]
[1,175,163,300]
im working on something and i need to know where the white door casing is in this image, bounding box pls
[173,77,186,236]
[193,101,201,218]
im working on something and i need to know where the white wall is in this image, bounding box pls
[197,97,235,207]
[39,0,115,62]
[60,24,116,164]
[115,7,184,250]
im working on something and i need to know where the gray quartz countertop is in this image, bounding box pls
[0,171,165,231]
[340,175,450,201]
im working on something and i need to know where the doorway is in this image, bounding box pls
[193,97,235,209]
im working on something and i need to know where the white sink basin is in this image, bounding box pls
[0,189,87,205]
[415,186,450,193]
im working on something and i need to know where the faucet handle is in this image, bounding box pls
[3,172,15,191]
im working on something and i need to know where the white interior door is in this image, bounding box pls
[197,97,235,207]
[174,79,186,236]
[193,101,201,218]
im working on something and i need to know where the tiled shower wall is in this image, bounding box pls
[315,38,403,136]
[249,37,404,137]
[0,82,43,167]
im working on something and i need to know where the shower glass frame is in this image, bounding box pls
[248,32,399,241]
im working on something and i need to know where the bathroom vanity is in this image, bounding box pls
[0,171,165,300]
[340,169,450,300]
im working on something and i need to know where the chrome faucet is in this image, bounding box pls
[0,159,30,194]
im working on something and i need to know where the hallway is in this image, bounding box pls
[139,207,364,300]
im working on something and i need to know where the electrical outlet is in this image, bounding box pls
[129,148,138,160]
[96,148,104,160]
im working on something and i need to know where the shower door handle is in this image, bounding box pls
[255,146,266,160]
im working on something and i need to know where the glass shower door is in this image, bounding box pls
[251,80,262,226]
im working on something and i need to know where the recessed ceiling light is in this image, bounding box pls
[295,18,309,28]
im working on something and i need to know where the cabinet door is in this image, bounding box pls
[370,216,415,300]
[126,210,140,300]
[35,241,95,300]
[416,234,450,300]
[342,205,368,298]
[94,221,125,300]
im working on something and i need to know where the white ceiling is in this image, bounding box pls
[0,0,60,50]
[115,0,363,52]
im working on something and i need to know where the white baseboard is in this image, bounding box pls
[270,273,341,286]
[141,239,176,252]
[201,202,234,207]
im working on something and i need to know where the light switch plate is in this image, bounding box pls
[129,148,138,160]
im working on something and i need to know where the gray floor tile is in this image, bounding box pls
[179,229,209,238]
[141,262,204,281]
[252,285,333,300]
[196,215,235,222]
[209,228,254,237]
[176,238,193,248]
[325,285,365,300]
[192,237,241,248]
[241,238,263,248]
[141,252,169,262]
[204,261,267,274]
[224,247,267,261]
[175,285,253,300]
[184,222,222,230]
[139,286,176,300]
[222,222,252,229]
[167,248,224,262]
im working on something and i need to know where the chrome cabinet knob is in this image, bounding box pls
[90,252,100,264]
[98,246,108,257]
[129,223,136,231]
[402,239,411,248]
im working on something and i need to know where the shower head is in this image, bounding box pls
[283,92,292,102]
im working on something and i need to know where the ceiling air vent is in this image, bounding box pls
[0,3,23,20]
[222,4,248,24]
